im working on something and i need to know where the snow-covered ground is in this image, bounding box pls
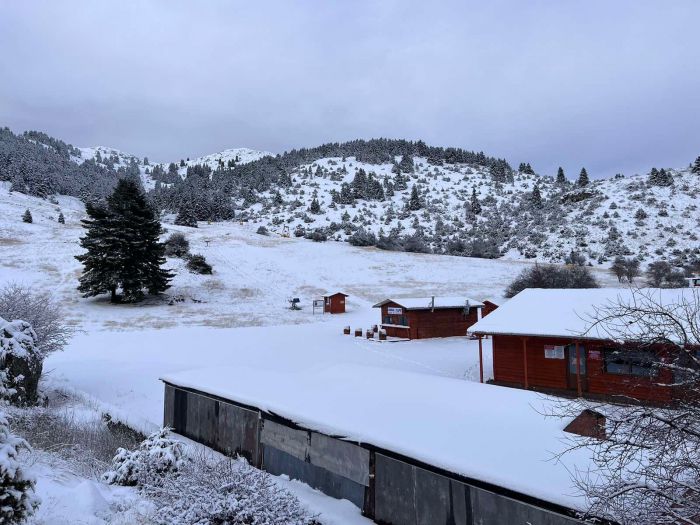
[0,185,624,522]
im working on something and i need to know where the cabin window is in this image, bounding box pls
[383,315,408,326]
[603,348,656,377]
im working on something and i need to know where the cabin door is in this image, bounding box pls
[565,344,588,392]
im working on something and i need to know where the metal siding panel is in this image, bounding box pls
[263,445,366,508]
[260,419,309,460]
[309,432,370,486]
[374,453,418,525]
[375,454,473,525]
[211,399,260,464]
[173,388,187,433]
[414,465,470,525]
[163,385,175,429]
[470,486,584,525]
[185,391,199,440]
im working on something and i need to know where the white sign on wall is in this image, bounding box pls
[387,307,403,315]
[544,345,565,359]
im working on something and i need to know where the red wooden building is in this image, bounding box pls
[373,296,483,340]
[323,292,348,314]
[469,288,696,405]
[480,299,501,318]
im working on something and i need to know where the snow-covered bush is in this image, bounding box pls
[0,318,42,406]
[164,232,190,258]
[185,254,213,275]
[103,427,184,486]
[142,451,317,525]
[504,264,599,298]
[0,411,38,523]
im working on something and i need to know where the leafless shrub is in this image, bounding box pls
[9,405,142,479]
[0,282,73,357]
[550,288,700,524]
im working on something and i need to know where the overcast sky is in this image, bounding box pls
[1,1,699,178]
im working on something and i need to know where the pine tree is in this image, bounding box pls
[407,185,422,211]
[556,167,566,185]
[577,167,589,187]
[57,212,65,224]
[648,167,673,186]
[398,154,414,173]
[470,188,482,214]
[531,184,542,208]
[0,411,38,523]
[76,179,173,303]
[22,209,32,223]
[309,197,322,214]
[692,156,700,174]
[174,204,198,228]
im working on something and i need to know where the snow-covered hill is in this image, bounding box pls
[184,147,273,170]
[231,156,699,267]
[76,145,271,190]
[10,127,698,267]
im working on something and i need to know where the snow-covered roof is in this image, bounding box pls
[470,288,700,342]
[373,296,484,310]
[161,364,590,510]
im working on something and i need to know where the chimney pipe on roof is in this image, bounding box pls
[431,296,435,312]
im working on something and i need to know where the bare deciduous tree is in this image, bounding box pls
[0,283,73,357]
[552,289,700,525]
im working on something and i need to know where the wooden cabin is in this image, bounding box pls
[480,299,501,318]
[323,292,348,314]
[373,296,483,339]
[469,288,698,405]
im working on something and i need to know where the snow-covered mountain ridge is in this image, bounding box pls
[3,127,698,266]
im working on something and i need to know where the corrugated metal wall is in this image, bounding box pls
[374,453,584,525]
[163,384,586,525]
[260,419,369,507]
[164,384,260,464]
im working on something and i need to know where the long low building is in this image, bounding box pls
[161,364,590,525]
[373,296,483,339]
[469,288,699,404]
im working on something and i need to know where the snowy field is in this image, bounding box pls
[0,185,622,522]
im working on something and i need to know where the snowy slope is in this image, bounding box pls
[66,139,700,266]
[76,145,272,191]
[184,147,273,170]
[232,156,700,266]
[2,181,618,332]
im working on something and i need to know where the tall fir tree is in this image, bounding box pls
[22,209,32,223]
[470,187,482,214]
[76,179,172,303]
[692,156,700,174]
[174,204,198,228]
[577,167,589,187]
[407,185,422,211]
[556,167,566,185]
[531,184,542,208]
[57,212,65,224]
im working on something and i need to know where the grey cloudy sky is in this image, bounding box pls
[1,1,699,178]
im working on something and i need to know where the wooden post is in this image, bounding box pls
[478,336,484,384]
[522,337,529,389]
[575,341,582,397]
